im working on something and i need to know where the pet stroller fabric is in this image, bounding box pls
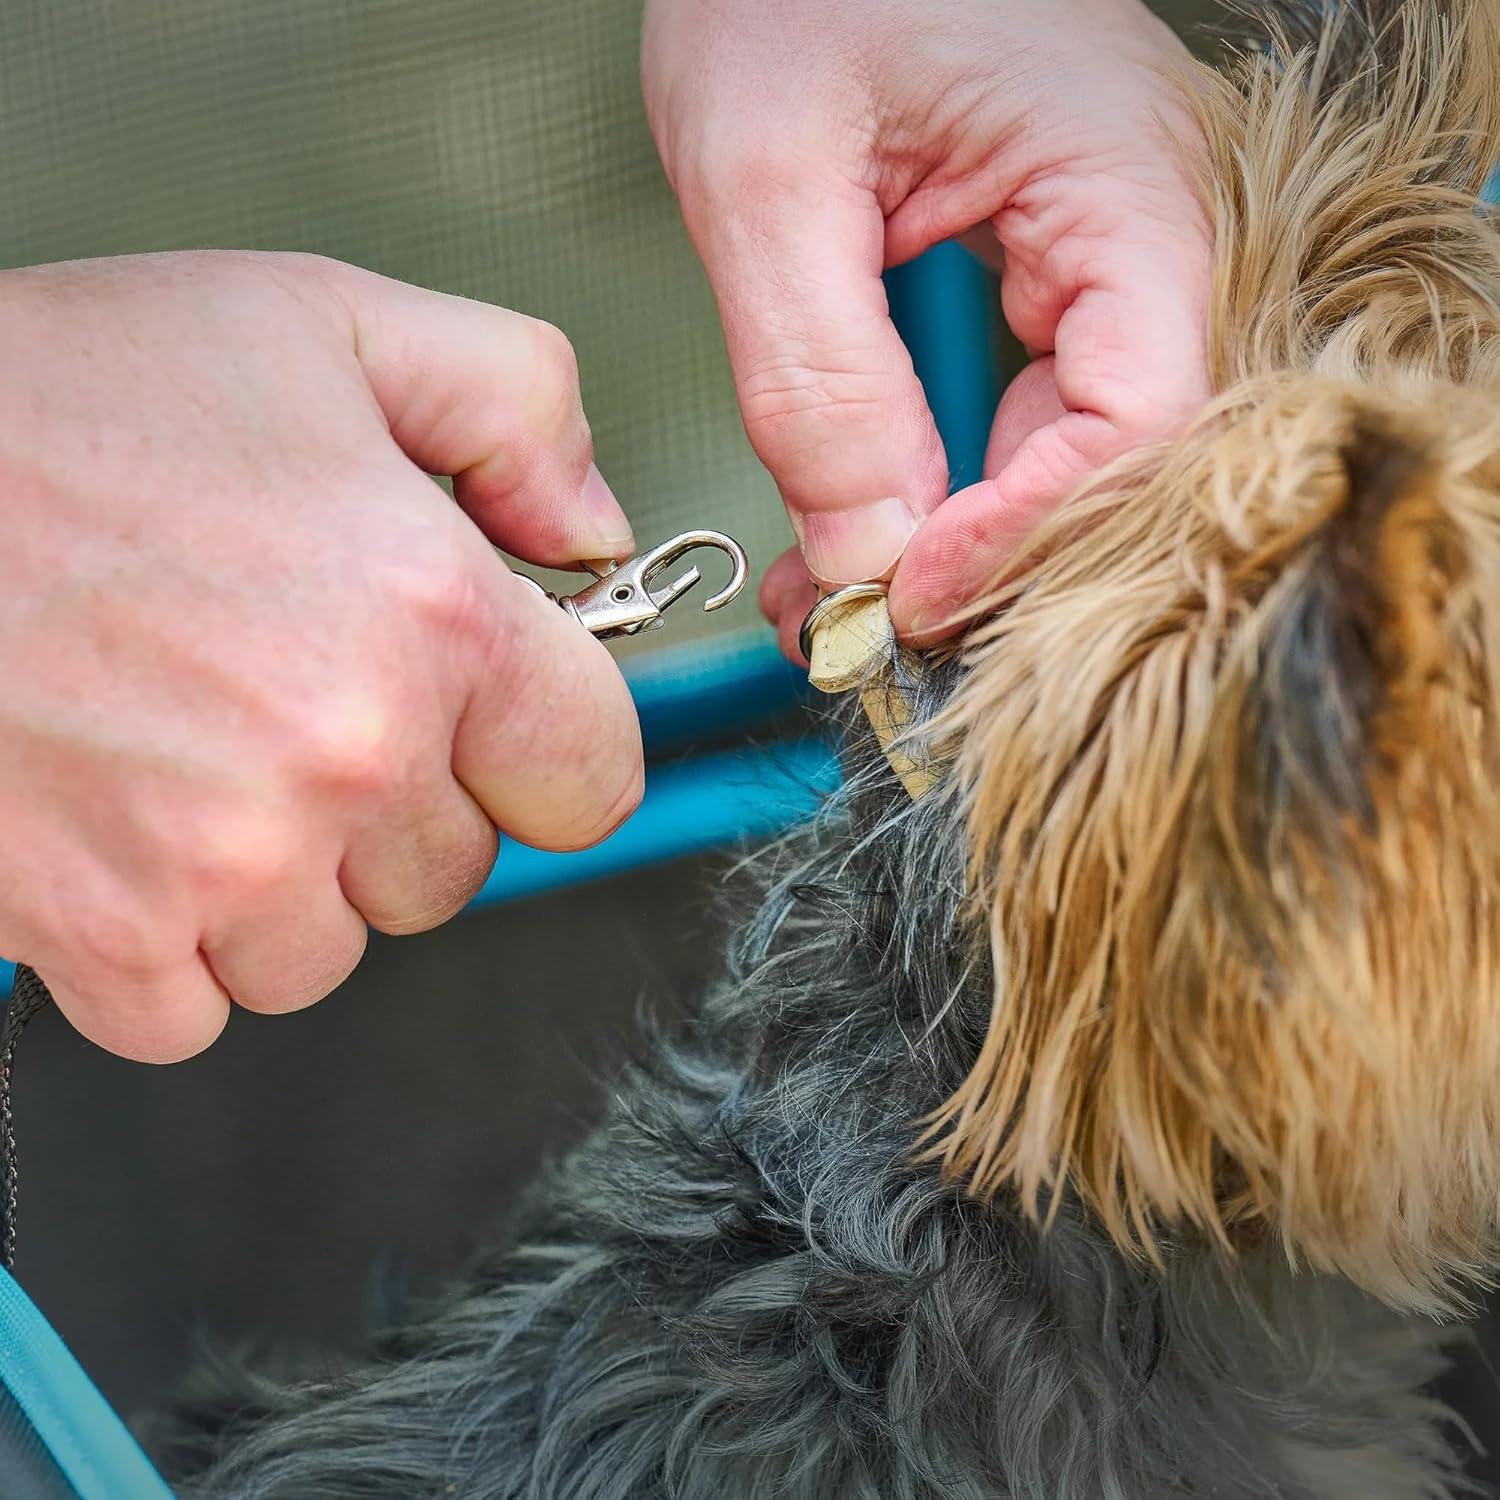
[0,1266,171,1499]
[1,0,794,648]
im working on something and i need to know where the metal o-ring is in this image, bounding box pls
[798,583,891,663]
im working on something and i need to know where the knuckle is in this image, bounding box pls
[214,250,336,312]
[272,249,341,278]
[299,692,407,800]
[369,834,498,939]
[439,832,501,915]
[239,247,322,277]
[239,938,366,1014]
[521,318,582,411]
[225,251,363,335]
[737,357,891,468]
[714,141,800,211]
[376,528,465,609]
[1027,420,1115,493]
[72,906,173,981]
[528,316,579,380]
[374,897,465,939]
[250,249,348,295]
[186,814,298,901]
[314,925,370,991]
[1070,362,1161,439]
[468,602,643,847]
[508,327,584,443]
[484,584,564,699]
[380,538,497,653]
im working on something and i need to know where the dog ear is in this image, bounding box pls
[1142,416,1500,1302]
[921,0,1500,1310]
[927,397,1500,1311]
[1222,419,1458,880]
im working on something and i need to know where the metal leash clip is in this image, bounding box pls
[515,529,749,641]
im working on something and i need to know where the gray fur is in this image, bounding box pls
[157,664,1467,1498]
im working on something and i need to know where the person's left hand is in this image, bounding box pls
[642,0,1214,656]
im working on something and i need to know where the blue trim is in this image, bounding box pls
[471,738,840,906]
[625,634,808,748]
[884,241,1002,489]
[0,1266,174,1498]
[1484,166,1500,204]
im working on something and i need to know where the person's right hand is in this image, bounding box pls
[0,251,644,1063]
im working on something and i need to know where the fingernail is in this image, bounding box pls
[902,596,977,647]
[577,464,634,557]
[791,497,917,587]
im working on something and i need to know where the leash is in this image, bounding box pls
[0,965,52,1272]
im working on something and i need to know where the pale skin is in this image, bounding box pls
[0,253,644,1062]
[642,0,1213,656]
[0,0,1210,1063]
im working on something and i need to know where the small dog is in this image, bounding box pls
[163,3,1500,1494]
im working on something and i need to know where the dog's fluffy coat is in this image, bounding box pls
[932,0,1500,1315]
[164,3,1500,1494]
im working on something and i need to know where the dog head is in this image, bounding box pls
[925,1,1500,1312]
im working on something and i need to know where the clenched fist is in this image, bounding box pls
[0,251,644,1061]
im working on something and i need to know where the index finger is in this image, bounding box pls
[685,162,948,585]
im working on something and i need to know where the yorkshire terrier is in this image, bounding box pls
[162,2,1500,1494]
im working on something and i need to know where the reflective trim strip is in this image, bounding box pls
[0,1268,174,1498]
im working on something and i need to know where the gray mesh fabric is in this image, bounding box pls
[0,0,791,659]
[0,1380,73,1500]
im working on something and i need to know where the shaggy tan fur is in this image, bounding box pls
[927,0,1500,1313]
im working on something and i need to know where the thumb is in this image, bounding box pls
[305,257,634,568]
[687,170,948,585]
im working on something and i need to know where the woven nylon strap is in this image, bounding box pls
[0,968,52,1273]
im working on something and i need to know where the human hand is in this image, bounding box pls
[0,252,643,1061]
[643,0,1213,652]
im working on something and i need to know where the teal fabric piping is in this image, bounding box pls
[885,241,1003,491]
[469,738,841,906]
[0,1267,174,1498]
[625,633,809,748]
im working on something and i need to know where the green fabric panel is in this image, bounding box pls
[0,0,791,660]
